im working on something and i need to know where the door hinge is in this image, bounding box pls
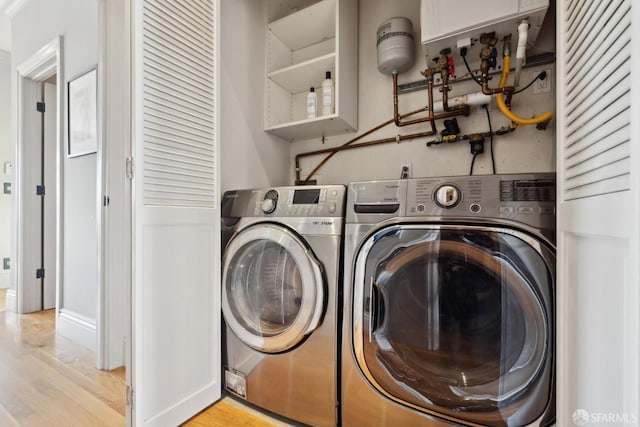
[36,268,45,279]
[126,385,134,409]
[103,195,110,206]
[126,157,134,180]
[36,185,45,196]
[36,102,45,113]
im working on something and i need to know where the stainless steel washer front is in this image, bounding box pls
[342,174,556,427]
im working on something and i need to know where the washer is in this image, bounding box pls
[221,185,345,427]
[342,173,555,427]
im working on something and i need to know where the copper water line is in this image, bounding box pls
[295,106,428,183]
[297,56,474,183]
[295,109,428,183]
[303,131,436,165]
[392,73,469,128]
[299,130,436,184]
[438,54,451,111]
[480,35,515,96]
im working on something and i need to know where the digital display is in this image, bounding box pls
[293,189,321,204]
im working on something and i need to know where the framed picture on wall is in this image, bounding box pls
[67,67,98,158]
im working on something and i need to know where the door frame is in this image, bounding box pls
[10,36,64,315]
[96,0,131,370]
[10,3,131,371]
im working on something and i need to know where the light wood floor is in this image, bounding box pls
[0,289,126,426]
[0,289,291,426]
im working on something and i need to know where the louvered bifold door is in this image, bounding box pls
[557,0,640,425]
[131,0,221,425]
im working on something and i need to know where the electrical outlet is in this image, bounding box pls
[533,69,551,94]
[401,163,412,179]
[3,258,9,270]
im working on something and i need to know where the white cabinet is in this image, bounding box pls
[264,0,358,141]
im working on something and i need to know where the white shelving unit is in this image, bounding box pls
[264,0,358,141]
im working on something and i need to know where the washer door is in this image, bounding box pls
[222,223,325,353]
[353,225,554,427]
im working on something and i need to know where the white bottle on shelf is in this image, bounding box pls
[322,71,334,115]
[307,87,317,120]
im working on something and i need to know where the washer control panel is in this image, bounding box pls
[404,173,556,231]
[347,173,555,236]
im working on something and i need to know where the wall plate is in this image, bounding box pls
[533,69,552,94]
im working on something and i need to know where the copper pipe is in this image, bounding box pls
[481,35,515,95]
[438,54,450,111]
[427,126,517,146]
[394,72,434,127]
[301,131,435,158]
[482,80,514,96]
[295,106,426,183]
[427,76,435,122]
[441,83,449,111]
[297,61,472,183]
[393,72,469,127]
[299,130,436,184]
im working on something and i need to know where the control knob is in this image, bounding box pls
[262,189,278,214]
[434,184,461,208]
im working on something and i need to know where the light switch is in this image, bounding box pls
[3,162,12,176]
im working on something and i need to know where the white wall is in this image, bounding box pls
[223,0,556,189]
[290,0,556,185]
[220,0,290,193]
[0,52,11,289]
[0,14,10,52]
[11,0,99,327]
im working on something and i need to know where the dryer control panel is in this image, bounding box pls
[252,185,346,218]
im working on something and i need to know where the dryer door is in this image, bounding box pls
[222,223,325,353]
[352,225,555,427]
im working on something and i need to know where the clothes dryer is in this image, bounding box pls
[342,173,555,427]
[221,185,345,427]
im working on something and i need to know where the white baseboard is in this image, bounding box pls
[0,272,9,289]
[5,289,17,313]
[57,309,97,352]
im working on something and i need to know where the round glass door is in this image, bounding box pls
[353,225,554,427]
[222,223,325,353]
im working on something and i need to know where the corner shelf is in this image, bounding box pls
[264,0,358,142]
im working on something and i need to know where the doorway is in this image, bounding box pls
[11,37,62,316]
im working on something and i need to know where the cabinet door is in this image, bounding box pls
[130,0,221,425]
[557,0,640,424]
